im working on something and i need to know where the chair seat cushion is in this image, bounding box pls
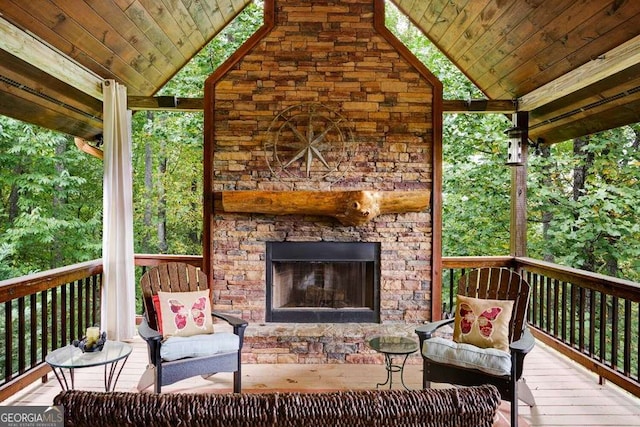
[421,337,511,376]
[161,332,239,362]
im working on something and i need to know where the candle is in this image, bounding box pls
[86,326,100,343]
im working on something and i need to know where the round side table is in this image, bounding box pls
[368,336,419,390]
[45,340,132,391]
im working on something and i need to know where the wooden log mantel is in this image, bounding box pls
[219,190,431,226]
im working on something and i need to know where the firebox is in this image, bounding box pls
[266,242,380,323]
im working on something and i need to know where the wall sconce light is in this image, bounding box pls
[505,126,525,166]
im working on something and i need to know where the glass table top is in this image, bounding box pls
[368,336,419,355]
[45,341,132,369]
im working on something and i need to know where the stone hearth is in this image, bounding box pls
[240,323,421,365]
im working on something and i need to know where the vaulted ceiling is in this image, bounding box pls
[1,0,639,145]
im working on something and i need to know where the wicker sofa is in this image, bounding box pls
[53,385,501,427]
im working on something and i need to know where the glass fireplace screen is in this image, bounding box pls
[266,242,380,323]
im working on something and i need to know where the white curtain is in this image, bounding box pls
[101,80,136,341]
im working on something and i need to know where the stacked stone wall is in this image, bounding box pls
[209,0,438,363]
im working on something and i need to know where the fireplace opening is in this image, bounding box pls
[266,242,380,323]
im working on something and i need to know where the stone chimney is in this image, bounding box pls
[204,0,442,364]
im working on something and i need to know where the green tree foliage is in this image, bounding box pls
[386,2,639,279]
[131,110,203,255]
[528,128,640,281]
[132,1,264,256]
[0,0,636,285]
[441,114,512,256]
[0,118,102,279]
[386,3,513,256]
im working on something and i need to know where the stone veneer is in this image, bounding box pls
[205,0,441,363]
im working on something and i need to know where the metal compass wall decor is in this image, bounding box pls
[264,103,356,184]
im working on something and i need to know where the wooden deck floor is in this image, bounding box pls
[3,337,639,426]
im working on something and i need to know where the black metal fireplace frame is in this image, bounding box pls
[265,241,381,323]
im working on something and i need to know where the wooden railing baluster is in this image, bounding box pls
[61,285,67,346]
[624,300,632,376]
[529,271,535,323]
[73,282,79,340]
[91,275,99,327]
[51,287,58,350]
[553,278,560,337]
[637,307,640,382]
[569,283,576,349]
[612,296,619,370]
[588,289,596,357]
[599,292,607,363]
[537,272,542,326]
[447,269,454,315]
[4,301,12,381]
[41,290,48,367]
[561,280,567,342]
[84,279,88,330]
[30,292,37,370]
[18,296,25,374]
[578,287,585,352]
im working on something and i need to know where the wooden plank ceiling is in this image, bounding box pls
[394,0,640,143]
[1,0,640,144]
[0,0,251,140]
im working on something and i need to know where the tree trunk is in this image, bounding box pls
[157,138,168,253]
[631,123,640,151]
[605,254,618,277]
[8,166,22,222]
[573,136,595,272]
[189,178,200,245]
[143,111,154,253]
[51,139,67,269]
[539,144,554,262]
[572,137,593,202]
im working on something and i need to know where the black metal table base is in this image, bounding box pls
[376,353,412,390]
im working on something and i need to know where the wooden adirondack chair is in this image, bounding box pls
[137,262,247,393]
[416,267,536,426]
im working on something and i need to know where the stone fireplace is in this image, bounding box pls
[203,0,442,364]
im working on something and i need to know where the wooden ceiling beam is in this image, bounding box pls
[0,16,102,101]
[0,87,103,140]
[128,96,517,114]
[518,34,640,112]
[442,99,517,113]
[529,89,640,144]
[127,96,204,111]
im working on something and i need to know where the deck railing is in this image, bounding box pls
[1,255,637,401]
[0,260,103,402]
[518,257,640,398]
[0,255,203,402]
[442,256,640,398]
